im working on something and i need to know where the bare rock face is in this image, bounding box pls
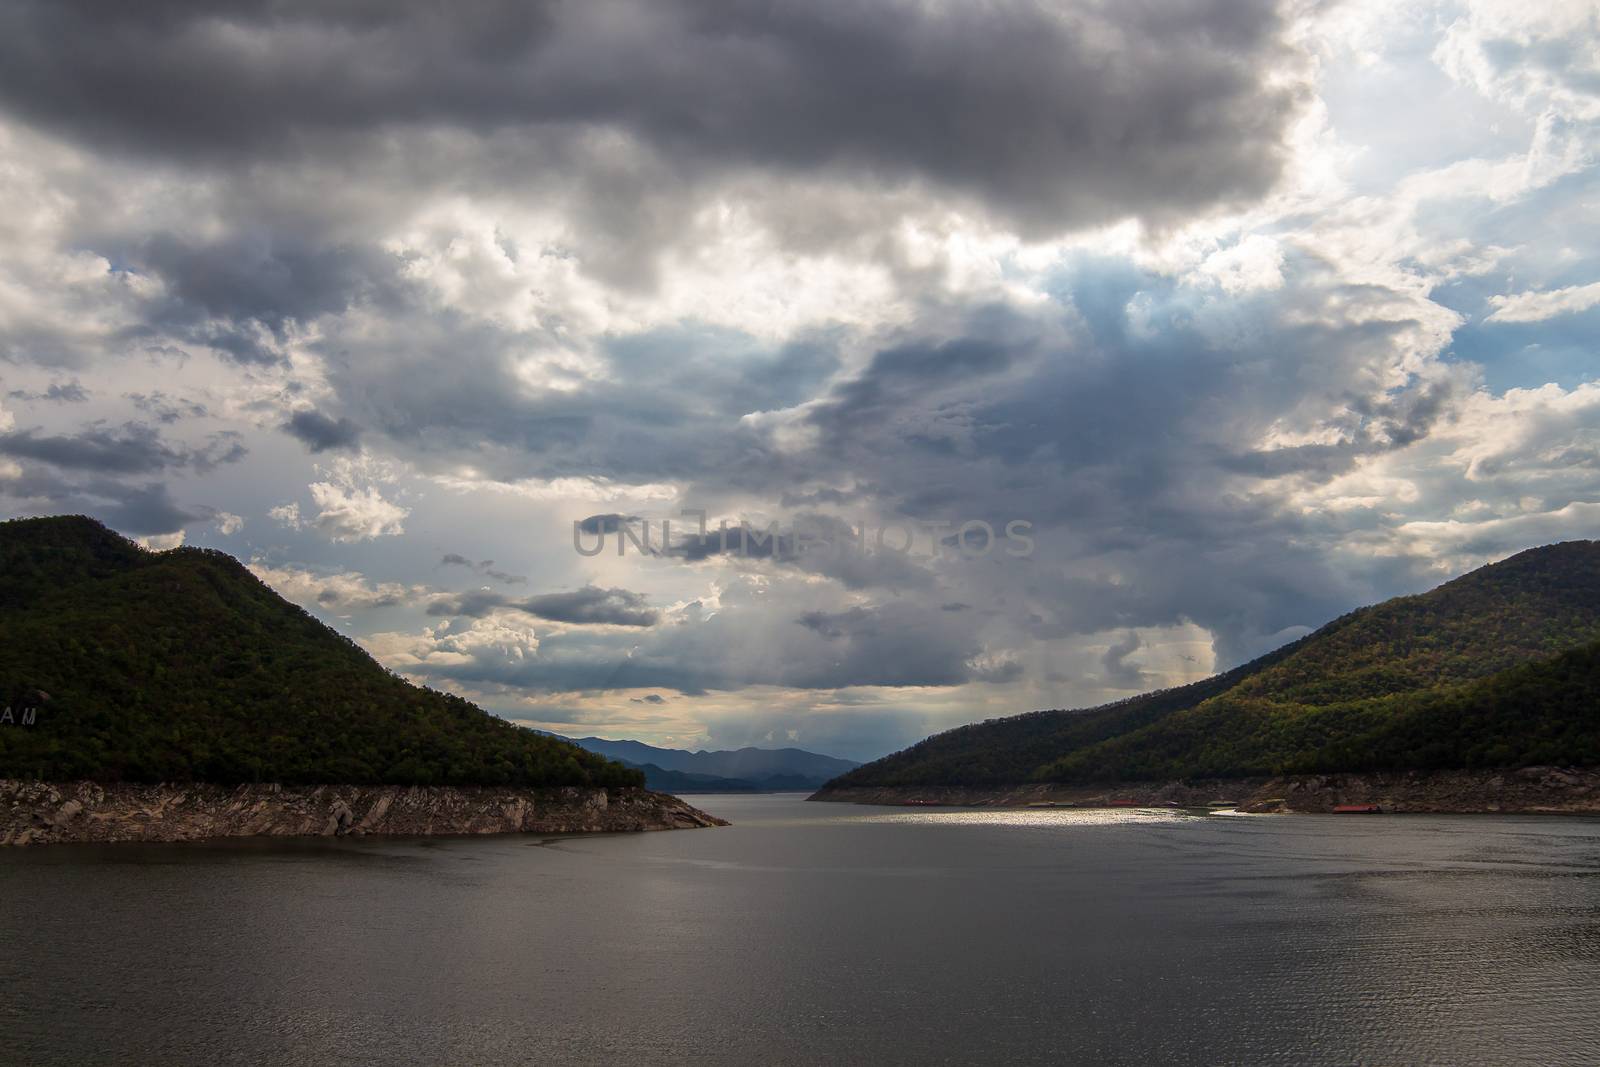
[0,781,728,846]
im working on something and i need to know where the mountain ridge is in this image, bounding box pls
[563,736,860,792]
[819,541,1600,796]
[0,515,647,792]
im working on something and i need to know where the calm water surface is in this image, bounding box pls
[3,794,1600,1065]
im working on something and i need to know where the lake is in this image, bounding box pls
[3,794,1599,1065]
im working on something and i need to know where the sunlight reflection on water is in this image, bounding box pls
[846,806,1201,828]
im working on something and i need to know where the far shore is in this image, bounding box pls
[809,766,1600,815]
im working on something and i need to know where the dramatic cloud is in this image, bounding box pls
[0,421,243,476]
[0,0,1596,759]
[0,423,182,474]
[384,575,986,697]
[427,584,659,628]
[0,0,1307,238]
[283,410,363,453]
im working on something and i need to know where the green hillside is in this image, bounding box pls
[829,542,1600,789]
[0,515,644,789]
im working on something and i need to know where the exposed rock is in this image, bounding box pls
[47,799,83,828]
[0,781,728,846]
[323,799,355,836]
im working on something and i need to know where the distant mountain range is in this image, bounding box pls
[821,541,1600,793]
[563,737,860,793]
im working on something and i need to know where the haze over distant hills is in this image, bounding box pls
[822,541,1600,794]
[563,737,860,792]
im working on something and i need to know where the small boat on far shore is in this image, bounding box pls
[1332,803,1383,814]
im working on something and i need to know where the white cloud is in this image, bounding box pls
[212,511,244,535]
[1285,379,1600,574]
[268,502,302,529]
[1486,280,1600,323]
[248,560,427,613]
[364,617,541,675]
[266,455,412,543]
[135,530,185,551]
[1190,235,1286,294]
[1435,0,1600,120]
[306,481,409,543]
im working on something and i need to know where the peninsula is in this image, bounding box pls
[0,516,725,844]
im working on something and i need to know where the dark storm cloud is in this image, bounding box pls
[425,589,513,620]
[1220,380,1457,478]
[0,423,183,474]
[797,606,874,641]
[283,410,363,453]
[1101,631,1149,688]
[321,323,839,491]
[0,471,203,536]
[666,524,794,562]
[521,587,661,627]
[729,261,1457,668]
[778,602,979,689]
[809,334,1024,435]
[88,481,204,536]
[188,432,248,473]
[0,421,245,480]
[8,380,89,403]
[110,235,407,366]
[317,586,405,610]
[661,512,937,590]
[427,584,659,627]
[576,513,641,536]
[125,393,209,424]
[440,554,527,585]
[0,0,1304,235]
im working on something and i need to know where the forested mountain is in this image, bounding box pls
[0,516,642,789]
[826,542,1600,789]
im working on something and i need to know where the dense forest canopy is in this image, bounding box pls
[0,516,643,789]
[829,541,1600,789]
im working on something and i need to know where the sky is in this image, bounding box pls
[0,0,1597,761]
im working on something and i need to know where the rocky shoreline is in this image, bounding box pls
[0,780,728,846]
[810,766,1600,814]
